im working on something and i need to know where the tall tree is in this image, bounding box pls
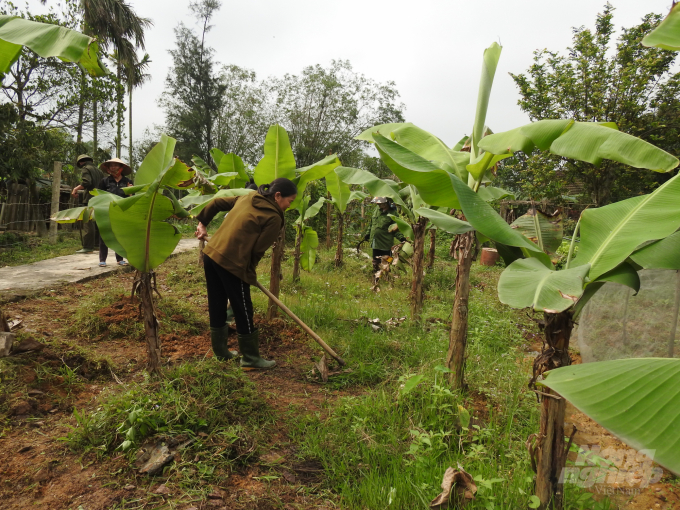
[79,0,151,158]
[267,60,405,168]
[124,52,151,169]
[160,0,226,165]
[499,5,680,206]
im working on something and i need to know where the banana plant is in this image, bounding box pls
[289,154,341,281]
[0,14,107,77]
[325,167,367,267]
[357,42,517,388]
[89,134,194,374]
[454,119,679,510]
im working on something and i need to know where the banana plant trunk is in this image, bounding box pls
[427,229,436,269]
[326,196,332,250]
[266,227,285,320]
[447,230,475,389]
[135,271,162,374]
[292,224,302,282]
[534,310,574,510]
[410,216,429,321]
[334,211,344,267]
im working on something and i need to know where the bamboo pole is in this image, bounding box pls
[255,281,346,366]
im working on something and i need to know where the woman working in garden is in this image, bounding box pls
[195,178,297,369]
[97,158,133,267]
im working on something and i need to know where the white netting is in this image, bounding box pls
[575,269,680,363]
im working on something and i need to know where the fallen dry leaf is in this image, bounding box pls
[429,464,477,508]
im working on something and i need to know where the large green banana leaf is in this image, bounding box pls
[631,231,680,270]
[478,120,679,172]
[593,262,641,293]
[52,206,91,223]
[253,125,296,185]
[415,208,473,235]
[469,42,502,159]
[372,133,462,210]
[289,154,340,209]
[498,258,590,313]
[510,208,563,254]
[573,172,680,279]
[326,168,352,213]
[541,358,680,475]
[135,134,177,186]
[300,226,319,271]
[89,191,128,257]
[110,193,180,272]
[642,2,680,50]
[210,149,249,188]
[0,15,107,76]
[335,166,412,220]
[184,188,254,216]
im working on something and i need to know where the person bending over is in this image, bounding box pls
[195,178,297,369]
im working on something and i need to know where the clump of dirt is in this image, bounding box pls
[96,296,140,324]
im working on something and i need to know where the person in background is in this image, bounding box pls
[96,158,133,267]
[357,197,404,272]
[71,154,103,254]
[195,178,297,369]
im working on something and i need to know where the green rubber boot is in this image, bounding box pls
[238,330,276,369]
[210,325,238,361]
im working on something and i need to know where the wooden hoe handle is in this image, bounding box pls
[255,282,346,367]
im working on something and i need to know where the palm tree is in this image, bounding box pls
[79,0,152,157]
[124,52,151,167]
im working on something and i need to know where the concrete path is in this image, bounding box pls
[0,238,199,303]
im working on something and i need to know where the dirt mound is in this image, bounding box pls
[96,296,140,324]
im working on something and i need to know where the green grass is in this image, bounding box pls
[65,359,271,495]
[0,230,81,266]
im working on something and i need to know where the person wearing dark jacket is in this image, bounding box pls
[71,154,104,253]
[195,178,297,369]
[96,158,133,267]
[358,197,404,272]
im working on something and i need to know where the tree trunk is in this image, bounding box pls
[292,224,302,282]
[326,194,332,250]
[669,271,680,358]
[533,310,574,510]
[93,99,98,158]
[427,229,436,269]
[409,216,429,321]
[266,226,285,320]
[446,230,475,389]
[76,69,86,147]
[334,211,344,267]
[116,63,123,158]
[129,84,133,169]
[135,271,162,374]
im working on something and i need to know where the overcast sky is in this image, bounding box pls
[32,0,679,150]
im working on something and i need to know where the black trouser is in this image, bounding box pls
[98,225,123,263]
[82,217,99,250]
[372,248,391,271]
[204,255,255,335]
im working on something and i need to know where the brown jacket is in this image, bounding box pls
[197,192,284,285]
